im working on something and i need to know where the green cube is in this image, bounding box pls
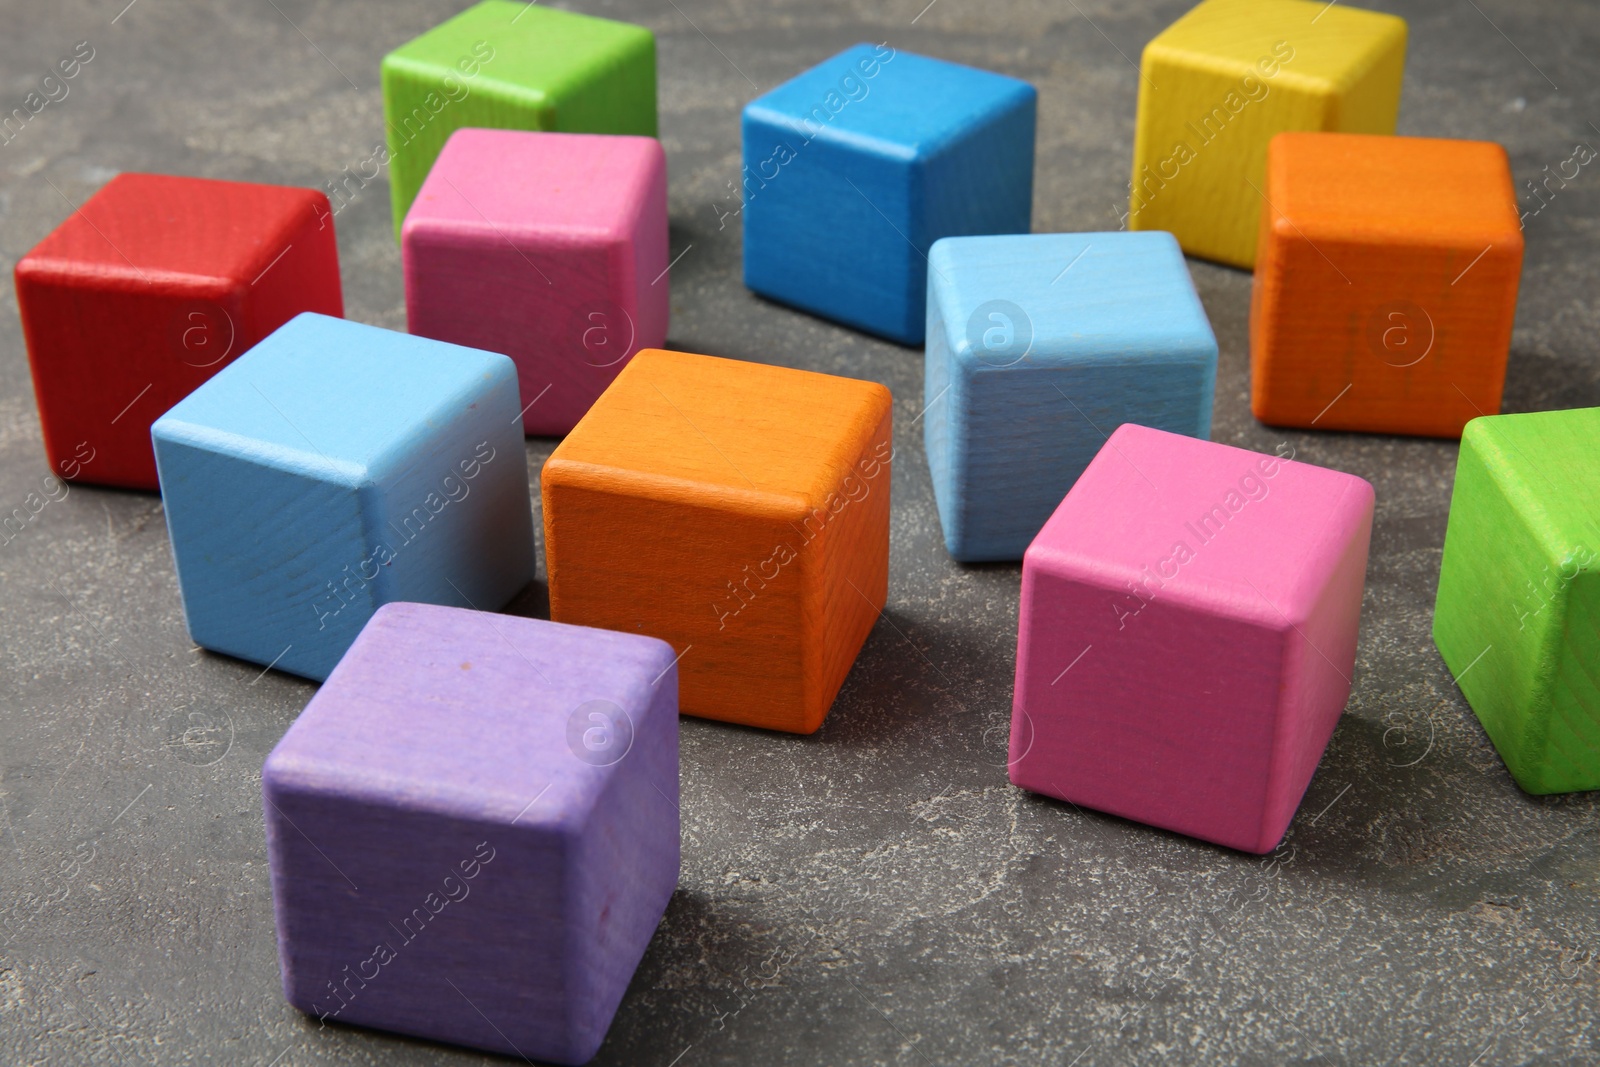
[381,0,657,239]
[1433,408,1600,794]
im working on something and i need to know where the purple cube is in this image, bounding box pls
[262,602,679,1063]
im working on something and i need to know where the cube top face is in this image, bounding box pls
[154,313,515,483]
[551,349,892,513]
[16,172,324,285]
[1148,0,1406,94]
[1250,134,1524,438]
[928,232,1217,369]
[1028,424,1374,628]
[405,128,662,244]
[384,1,653,109]
[264,603,677,822]
[1267,133,1520,246]
[1461,410,1600,555]
[745,43,1035,158]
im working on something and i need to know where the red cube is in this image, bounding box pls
[14,174,343,489]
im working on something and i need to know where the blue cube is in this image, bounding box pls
[925,232,1218,562]
[741,43,1035,345]
[152,313,536,680]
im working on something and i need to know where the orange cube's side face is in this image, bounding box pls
[802,405,893,731]
[542,349,893,734]
[542,473,814,730]
[1250,132,1524,438]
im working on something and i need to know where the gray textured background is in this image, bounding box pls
[1,0,1598,1064]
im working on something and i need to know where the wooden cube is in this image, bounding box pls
[264,602,679,1063]
[542,349,892,734]
[403,129,668,436]
[1433,408,1600,794]
[1250,132,1524,437]
[382,0,656,240]
[926,232,1217,562]
[1009,424,1373,853]
[14,173,341,490]
[152,313,534,681]
[1129,0,1407,267]
[742,43,1035,344]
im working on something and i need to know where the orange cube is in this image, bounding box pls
[1250,132,1523,438]
[542,349,892,734]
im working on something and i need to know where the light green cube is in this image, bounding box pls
[381,0,656,239]
[1433,407,1600,794]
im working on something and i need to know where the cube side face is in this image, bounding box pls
[1433,425,1599,793]
[807,405,894,731]
[1251,138,1524,438]
[924,283,967,556]
[152,431,372,680]
[362,364,535,626]
[1131,45,1331,268]
[943,357,1215,562]
[914,86,1035,278]
[566,673,680,1056]
[263,782,574,1058]
[1010,558,1286,853]
[544,473,813,732]
[238,192,344,347]
[382,3,656,239]
[403,137,668,436]
[1262,486,1372,842]
[17,268,240,489]
[742,107,920,343]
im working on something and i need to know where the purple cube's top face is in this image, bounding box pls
[264,601,678,828]
[1027,424,1374,627]
[403,128,664,246]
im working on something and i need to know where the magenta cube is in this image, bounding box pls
[262,602,680,1064]
[402,128,669,436]
[1009,424,1374,854]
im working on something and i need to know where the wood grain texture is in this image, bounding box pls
[1250,132,1524,437]
[13,173,343,490]
[1129,0,1407,268]
[742,43,1034,345]
[403,129,668,436]
[1009,424,1374,854]
[542,348,892,734]
[382,0,657,240]
[152,313,535,681]
[924,231,1217,562]
[1433,408,1600,795]
[263,602,680,1063]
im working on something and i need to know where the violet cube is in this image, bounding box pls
[262,602,680,1063]
[402,128,669,436]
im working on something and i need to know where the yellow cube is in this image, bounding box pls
[1128,0,1407,268]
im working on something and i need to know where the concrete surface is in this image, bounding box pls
[1,0,1597,1064]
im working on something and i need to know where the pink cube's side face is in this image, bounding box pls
[1011,561,1287,852]
[1008,424,1374,853]
[401,129,669,436]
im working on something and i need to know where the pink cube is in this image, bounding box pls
[1008,424,1374,853]
[402,128,669,436]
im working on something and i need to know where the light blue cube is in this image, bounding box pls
[741,43,1035,345]
[925,232,1218,562]
[152,313,536,681]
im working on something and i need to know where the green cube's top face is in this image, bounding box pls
[384,1,653,110]
[381,0,656,237]
[1147,0,1407,93]
[1464,409,1600,563]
